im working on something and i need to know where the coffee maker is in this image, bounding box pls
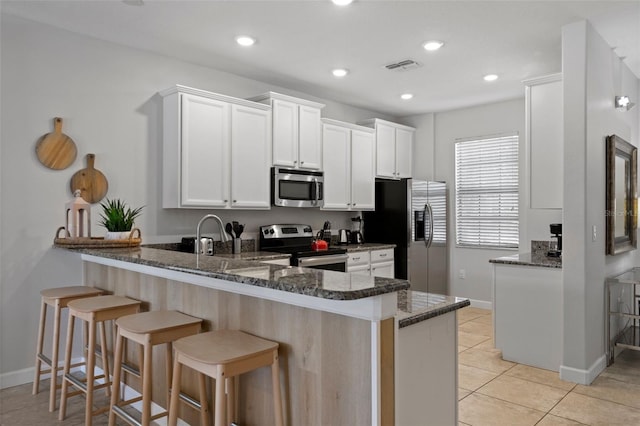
[547,223,562,257]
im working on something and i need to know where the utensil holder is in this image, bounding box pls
[233,239,241,254]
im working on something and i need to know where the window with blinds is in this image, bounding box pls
[455,134,519,249]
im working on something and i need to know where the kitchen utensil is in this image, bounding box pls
[36,117,78,170]
[225,222,234,239]
[338,229,350,245]
[311,239,328,251]
[70,154,108,204]
[232,221,240,237]
[236,224,244,238]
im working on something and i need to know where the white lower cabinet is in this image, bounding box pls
[493,263,562,371]
[347,248,395,278]
[396,311,457,425]
[161,85,271,209]
[321,119,375,211]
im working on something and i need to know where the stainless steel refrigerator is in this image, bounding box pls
[363,179,448,294]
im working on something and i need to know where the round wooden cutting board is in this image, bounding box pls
[35,117,77,170]
[70,154,108,204]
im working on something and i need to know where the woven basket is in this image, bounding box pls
[54,227,141,248]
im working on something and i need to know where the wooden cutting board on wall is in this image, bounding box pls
[35,117,77,170]
[70,153,108,203]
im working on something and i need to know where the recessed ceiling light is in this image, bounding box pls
[332,0,353,5]
[423,40,444,51]
[483,74,498,82]
[332,68,349,77]
[401,93,413,100]
[236,36,256,47]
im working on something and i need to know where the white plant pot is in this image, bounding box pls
[105,231,132,240]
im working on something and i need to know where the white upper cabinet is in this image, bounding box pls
[321,119,375,211]
[359,118,415,179]
[524,74,563,209]
[161,85,271,209]
[230,104,271,209]
[250,92,325,170]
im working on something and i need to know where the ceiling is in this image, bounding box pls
[2,0,639,116]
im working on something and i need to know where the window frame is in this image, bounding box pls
[454,133,520,250]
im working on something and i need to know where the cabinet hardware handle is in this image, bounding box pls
[380,253,387,257]
[353,257,360,261]
[301,161,305,164]
[294,160,297,164]
[224,199,228,202]
[233,200,237,203]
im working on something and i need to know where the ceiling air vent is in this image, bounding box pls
[384,59,422,71]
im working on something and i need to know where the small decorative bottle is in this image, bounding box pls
[66,190,91,238]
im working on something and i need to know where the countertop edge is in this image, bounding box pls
[398,298,471,328]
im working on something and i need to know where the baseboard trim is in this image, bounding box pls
[0,357,84,390]
[559,354,606,385]
[468,298,492,311]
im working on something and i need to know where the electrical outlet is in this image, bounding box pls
[459,269,466,279]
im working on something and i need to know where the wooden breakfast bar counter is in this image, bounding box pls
[65,246,467,425]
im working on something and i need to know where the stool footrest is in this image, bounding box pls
[111,404,142,426]
[64,373,110,392]
[176,389,203,410]
[121,361,141,378]
[37,353,53,367]
[112,402,169,426]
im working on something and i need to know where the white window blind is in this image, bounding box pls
[455,134,519,249]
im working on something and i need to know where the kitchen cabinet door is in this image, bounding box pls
[322,123,350,209]
[526,74,563,209]
[348,264,371,275]
[180,93,230,207]
[298,105,322,170]
[350,129,375,210]
[395,127,413,178]
[272,99,298,168]
[376,122,396,178]
[230,104,271,209]
[371,261,394,278]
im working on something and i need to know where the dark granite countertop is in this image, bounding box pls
[213,251,291,261]
[489,252,562,269]
[68,247,410,300]
[344,243,396,253]
[396,290,470,328]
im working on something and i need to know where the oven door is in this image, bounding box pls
[272,168,324,208]
[295,254,348,272]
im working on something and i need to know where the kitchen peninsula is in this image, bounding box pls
[491,250,562,371]
[66,246,468,425]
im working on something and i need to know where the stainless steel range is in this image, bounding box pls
[259,224,348,272]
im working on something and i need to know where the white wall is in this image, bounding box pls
[437,99,526,306]
[561,20,640,384]
[0,14,395,384]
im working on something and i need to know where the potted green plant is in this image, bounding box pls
[99,198,144,240]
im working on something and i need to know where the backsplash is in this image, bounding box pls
[530,240,561,263]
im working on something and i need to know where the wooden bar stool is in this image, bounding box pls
[59,295,141,426]
[168,330,284,426]
[108,310,203,426]
[32,285,104,412]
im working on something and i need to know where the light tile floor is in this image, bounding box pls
[1,306,640,425]
[457,306,640,426]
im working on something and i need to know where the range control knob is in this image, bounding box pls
[269,229,275,234]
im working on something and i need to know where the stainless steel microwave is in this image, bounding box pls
[272,167,324,208]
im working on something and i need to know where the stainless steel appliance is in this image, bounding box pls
[364,179,448,294]
[272,167,324,208]
[337,229,350,245]
[259,224,348,271]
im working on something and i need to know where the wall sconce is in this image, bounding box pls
[615,95,636,111]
